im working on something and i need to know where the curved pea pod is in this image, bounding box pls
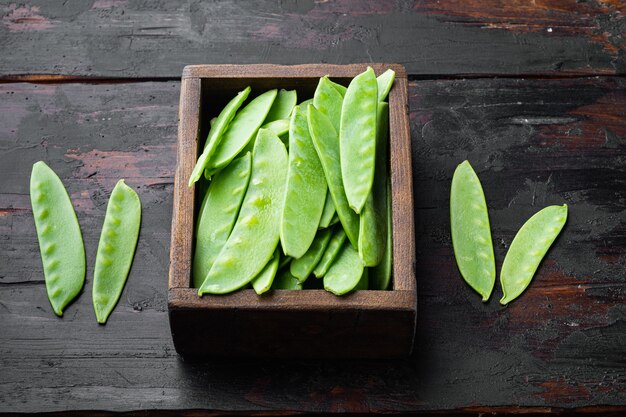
[264,89,297,122]
[298,98,313,109]
[370,180,393,290]
[280,105,328,258]
[261,119,290,137]
[308,105,360,248]
[339,66,378,213]
[30,161,85,317]
[318,192,336,229]
[199,129,288,295]
[450,160,496,302]
[192,153,252,288]
[313,227,347,278]
[500,205,568,305]
[290,228,332,282]
[358,102,389,267]
[92,180,141,324]
[271,269,303,290]
[327,79,347,97]
[251,247,280,295]
[376,69,395,102]
[207,89,278,172]
[188,87,250,186]
[313,76,344,132]
[323,242,365,295]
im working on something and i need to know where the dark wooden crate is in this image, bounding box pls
[168,64,416,358]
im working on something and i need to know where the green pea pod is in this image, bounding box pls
[358,102,389,266]
[271,269,303,290]
[261,119,290,137]
[188,87,250,186]
[500,205,568,305]
[192,153,252,288]
[355,267,369,290]
[327,79,347,97]
[199,129,288,295]
[278,254,292,270]
[450,160,496,302]
[264,89,297,122]
[298,98,313,109]
[251,247,280,295]
[370,180,392,290]
[313,227,347,278]
[376,69,395,102]
[323,242,365,295]
[93,180,141,324]
[280,105,328,258]
[308,105,360,248]
[207,89,278,172]
[318,192,336,229]
[340,66,378,214]
[313,76,344,133]
[290,228,332,282]
[30,161,86,317]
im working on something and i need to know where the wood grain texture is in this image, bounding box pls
[1,77,625,412]
[0,0,623,78]
[169,64,416,358]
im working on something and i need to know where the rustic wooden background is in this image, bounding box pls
[0,1,624,415]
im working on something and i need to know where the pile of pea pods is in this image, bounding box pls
[30,162,141,322]
[450,160,568,304]
[190,67,395,295]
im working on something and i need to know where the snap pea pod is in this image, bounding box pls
[376,69,395,102]
[500,205,568,305]
[313,76,344,133]
[355,267,369,290]
[192,153,252,288]
[298,98,313,109]
[358,102,389,266]
[207,89,277,173]
[261,119,290,137]
[30,161,85,317]
[93,180,141,324]
[318,192,336,229]
[278,254,292,270]
[264,89,297,122]
[290,228,333,282]
[370,180,392,290]
[450,160,496,302]
[339,66,378,213]
[188,87,250,186]
[271,269,303,290]
[313,227,347,278]
[281,106,328,257]
[308,105,360,248]
[329,213,340,225]
[327,79,347,96]
[251,247,280,295]
[323,242,366,295]
[199,129,288,295]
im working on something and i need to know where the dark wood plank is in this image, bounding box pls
[1,77,625,413]
[0,0,623,79]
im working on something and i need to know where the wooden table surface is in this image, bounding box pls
[1,1,625,415]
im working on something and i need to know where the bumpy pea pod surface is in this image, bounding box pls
[376,69,395,102]
[358,102,389,266]
[192,153,252,288]
[251,247,280,295]
[323,242,366,295]
[290,228,332,282]
[30,161,86,317]
[450,160,496,302]
[280,105,328,258]
[308,105,360,248]
[199,129,288,295]
[339,66,378,214]
[264,89,297,122]
[314,76,344,133]
[370,180,393,290]
[271,269,303,290]
[207,89,277,173]
[500,205,568,305]
[313,227,347,278]
[189,87,250,186]
[92,180,141,324]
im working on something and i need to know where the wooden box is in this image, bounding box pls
[168,64,416,358]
